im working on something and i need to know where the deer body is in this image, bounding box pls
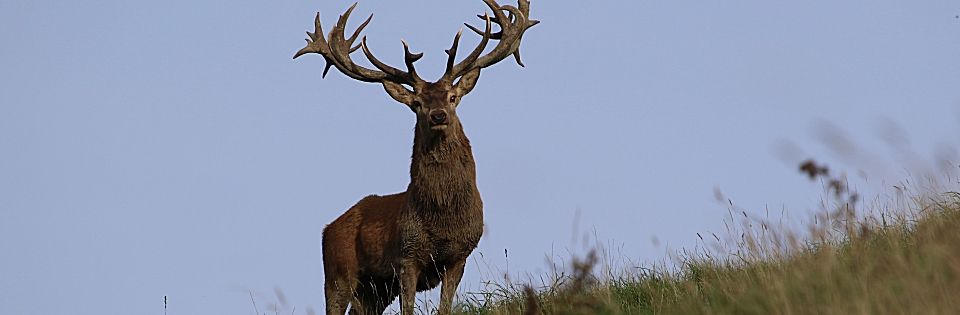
[322,82,484,315]
[294,2,536,314]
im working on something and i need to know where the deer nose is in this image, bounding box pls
[430,110,447,125]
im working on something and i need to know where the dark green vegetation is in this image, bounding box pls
[453,162,960,315]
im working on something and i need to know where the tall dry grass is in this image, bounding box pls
[454,160,960,315]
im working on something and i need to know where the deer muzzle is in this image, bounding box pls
[429,110,448,129]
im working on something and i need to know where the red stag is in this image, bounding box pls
[293,1,537,315]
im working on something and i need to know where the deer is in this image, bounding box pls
[292,1,537,315]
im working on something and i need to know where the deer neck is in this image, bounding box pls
[407,124,478,210]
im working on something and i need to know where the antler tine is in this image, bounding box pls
[323,9,386,83]
[360,37,424,85]
[328,4,362,68]
[512,0,539,67]
[342,9,370,55]
[512,47,526,67]
[465,15,502,40]
[295,3,423,86]
[294,13,326,59]
[506,0,538,25]
[402,40,424,79]
[294,12,339,78]
[439,0,536,81]
[470,0,537,69]
[345,12,372,48]
[443,29,463,79]
[442,12,492,82]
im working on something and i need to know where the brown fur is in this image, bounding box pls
[322,73,484,315]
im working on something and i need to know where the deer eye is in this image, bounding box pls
[412,100,421,108]
[449,95,457,103]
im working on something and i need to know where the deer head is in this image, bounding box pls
[293,0,538,138]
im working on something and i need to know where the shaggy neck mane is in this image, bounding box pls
[407,125,477,212]
[413,126,468,159]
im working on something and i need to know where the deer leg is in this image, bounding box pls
[325,276,357,315]
[367,291,396,315]
[399,264,420,315]
[353,279,397,315]
[437,259,466,315]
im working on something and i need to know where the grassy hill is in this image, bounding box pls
[453,162,960,315]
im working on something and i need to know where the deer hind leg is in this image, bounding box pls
[437,259,466,315]
[325,275,357,315]
[352,278,398,315]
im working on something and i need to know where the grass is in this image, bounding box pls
[452,160,960,315]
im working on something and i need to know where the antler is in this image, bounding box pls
[295,1,537,85]
[293,3,425,87]
[440,0,539,82]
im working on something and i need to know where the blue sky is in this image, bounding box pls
[2,1,959,314]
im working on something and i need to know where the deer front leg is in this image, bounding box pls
[399,263,420,315]
[437,259,466,315]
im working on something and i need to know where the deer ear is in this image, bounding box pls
[454,67,481,96]
[382,80,415,108]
